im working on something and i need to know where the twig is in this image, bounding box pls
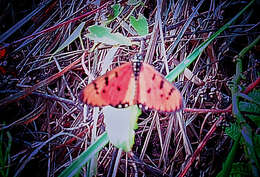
[178,115,224,177]
[0,2,110,50]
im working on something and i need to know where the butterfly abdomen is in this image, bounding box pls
[131,60,143,79]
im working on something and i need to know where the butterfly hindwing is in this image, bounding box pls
[80,63,136,107]
[137,63,183,112]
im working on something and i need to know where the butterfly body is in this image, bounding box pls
[80,59,183,112]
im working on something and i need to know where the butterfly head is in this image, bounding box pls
[131,54,143,62]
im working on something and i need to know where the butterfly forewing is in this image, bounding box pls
[137,63,183,112]
[80,63,136,107]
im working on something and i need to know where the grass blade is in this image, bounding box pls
[166,0,255,82]
[58,132,109,177]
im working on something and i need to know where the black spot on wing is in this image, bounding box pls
[117,86,121,91]
[93,81,98,90]
[159,80,164,89]
[147,88,151,94]
[152,74,156,80]
[102,89,106,93]
[168,88,175,96]
[104,76,109,86]
[115,71,118,78]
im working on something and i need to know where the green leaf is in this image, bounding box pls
[216,138,240,177]
[239,89,260,127]
[58,133,109,177]
[230,162,251,177]
[0,130,12,177]
[246,114,260,127]
[106,4,123,24]
[254,135,260,159]
[87,25,131,46]
[130,15,148,36]
[248,89,260,104]
[225,123,241,142]
[239,101,260,114]
[103,106,140,152]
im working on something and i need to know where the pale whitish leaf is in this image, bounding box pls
[103,105,140,152]
[183,68,203,85]
[100,47,119,75]
[55,22,85,54]
[87,25,131,46]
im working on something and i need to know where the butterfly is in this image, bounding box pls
[80,55,183,112]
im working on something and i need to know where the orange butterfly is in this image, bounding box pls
[80,55,183,112]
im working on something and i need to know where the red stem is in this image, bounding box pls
[179,77,260,176]
[184,108,231,113]
[178,115,224,177]
[184,77,260,114]
[244,77,260,94]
